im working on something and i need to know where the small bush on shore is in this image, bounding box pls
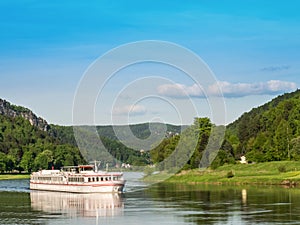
[278,165,287,173]
[227,170,235,178]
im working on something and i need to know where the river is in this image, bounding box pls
[0,172,300,225]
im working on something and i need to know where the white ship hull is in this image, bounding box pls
[30,181,125,193]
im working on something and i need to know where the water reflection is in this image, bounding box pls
[241,189,247,206]
[145,183,300,225]
[30,191,124,218]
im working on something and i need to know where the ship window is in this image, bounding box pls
[101,177,103,181]
[88,178,91,182]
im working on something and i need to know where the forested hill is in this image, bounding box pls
[0,98,85,172]
[148,89,300,171]
[226,89,300,162]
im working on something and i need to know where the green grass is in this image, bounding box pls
[0,174,30,180]
[162,161,300,185]
[143,171,175,183]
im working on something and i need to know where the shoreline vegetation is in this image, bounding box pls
[144,161,300,186]
[1,161,300,187]
[0,173,30,180]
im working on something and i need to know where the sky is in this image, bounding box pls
[0,0,300,126]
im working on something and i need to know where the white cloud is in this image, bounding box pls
[157,80,297,98]
[113,104,147,116]
[266,80,296,92]
[157,83,205,98]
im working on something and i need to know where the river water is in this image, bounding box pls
[0,172,300,225]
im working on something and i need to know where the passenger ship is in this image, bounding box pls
[30,164,125,193]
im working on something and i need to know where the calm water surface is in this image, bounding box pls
[0,172,300,225]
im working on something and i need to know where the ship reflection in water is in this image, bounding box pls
[30,191,124,218]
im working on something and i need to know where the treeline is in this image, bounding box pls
[150,117,235,170]
[0,114,85,173]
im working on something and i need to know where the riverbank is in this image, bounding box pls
[145,161,300,186]
[0,174,30,180]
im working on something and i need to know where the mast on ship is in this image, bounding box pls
[90,160,101,172]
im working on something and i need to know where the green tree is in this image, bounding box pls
[34,150,53,170]
[0,152,7,172]
[273,120,291,160]
[64,153,75,166]
[20,150,35,172]
[290,136,300,160]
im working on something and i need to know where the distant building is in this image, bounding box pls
[121,163,131,169]
[240,156,248,164]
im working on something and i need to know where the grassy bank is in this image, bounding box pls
[145,161,300,185]
[0,174,30,180]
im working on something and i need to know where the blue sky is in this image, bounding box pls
[0,0,299,125]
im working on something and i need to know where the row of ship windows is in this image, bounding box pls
[68,177,84,182]
[87,176,120,182]
[32,177,63,181]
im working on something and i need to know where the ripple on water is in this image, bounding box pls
[0,179,30,192]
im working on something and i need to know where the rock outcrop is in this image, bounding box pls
[0,98,49,132]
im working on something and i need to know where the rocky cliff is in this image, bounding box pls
[0,98,49,131]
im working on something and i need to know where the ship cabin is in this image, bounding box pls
[62,165,124,184]
[31,165,124,185]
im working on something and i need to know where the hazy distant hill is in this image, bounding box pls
[51,123,183,145]
[51,122,184,165]
[226,89,300,162]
